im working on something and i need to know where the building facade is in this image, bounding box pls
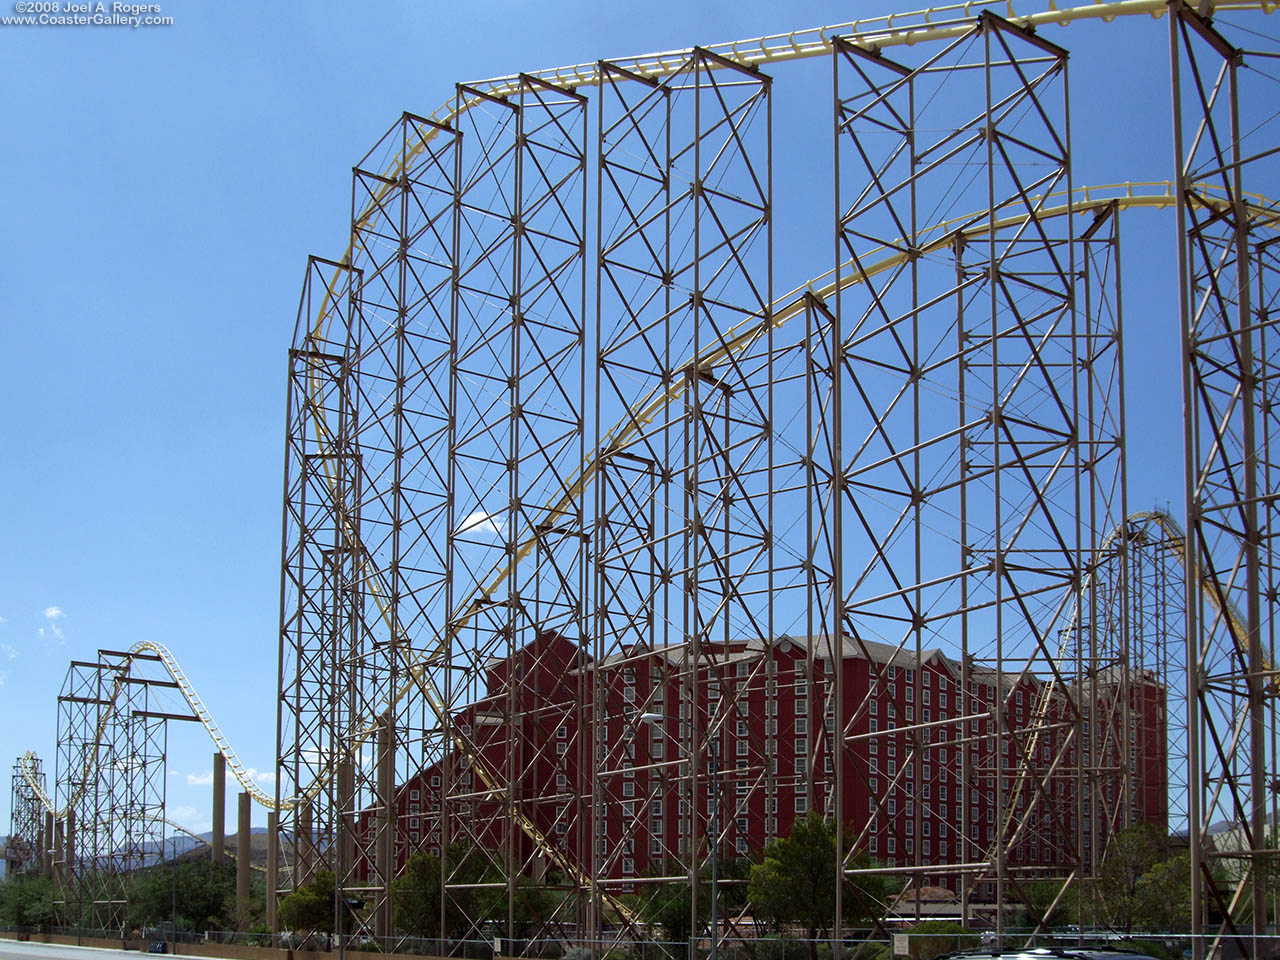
[357,632,1166,901]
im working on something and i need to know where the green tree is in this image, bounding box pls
[0,874,56,930]
[125,860,239,931]
[392,845,481,939]
[1134,853,1192,932]
[634,850,752,944]
[278,870,336,936]
[749,813,896,959]
[1080,823,1198,934]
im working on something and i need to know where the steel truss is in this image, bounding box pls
[822,14,1120,934]
[1170,2,1280,954]
[52,650,180,931]
[9,754,48,877]
[277,254,362,902]
[268,2,1280,953]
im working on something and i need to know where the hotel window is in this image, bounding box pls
[795,717,808,735]
[623,781,636,798]
[905,687,914,703]
[737,661,750,677]
[737,740,749,757]
[923,689,931,705]
[410,817,420,829]
[824,756,832,772]
[923,821,931,836]
[737,720,747,737]
[887,797,896,815]
[905,705,914,722]
[869,776,878,792]
[795,698,808,716]
[651,838,663,855]
[410,789,420,800]
[887,837,896,854]
[940,692,948,708]
[557,725,567,739]
[709,684,720,700]
[651,819,663,835]
[887,741,896,757]
[870,699,878,715]
[906,838,914,854]
[556,773,567,789]
[795,738,807,756]
[557,742,568,756]
[922,784,931,799]
[736,838,748,854]
[870,717,878,733]
[622,858,634,874]
[794,758,805,774]
[795,796,808,813]
[622,801,635,817]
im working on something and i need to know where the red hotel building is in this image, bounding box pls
[358,632,1166,899]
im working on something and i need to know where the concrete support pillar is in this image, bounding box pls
[236,792,251,913]
[212,752,226,864]
[266,811,279,933]
[375,718,393,941]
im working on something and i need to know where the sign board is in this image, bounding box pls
[892,934,910,956]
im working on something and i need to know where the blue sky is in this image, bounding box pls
[0,0,1263,835]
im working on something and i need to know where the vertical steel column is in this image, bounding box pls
[448,72,589,942]
[833,12,1081,936]
[275,255,361,900]
[9,755,46,877]
[682,48,772,949]
[344,112,461,946]
[1170,3,1280,952]
[594,59,675,941]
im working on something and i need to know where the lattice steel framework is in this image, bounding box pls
[9,754,47,877]
[268,1,1280,952]
[52,650,175,931]
[276,254,362,902]
[1171,2,1280,954]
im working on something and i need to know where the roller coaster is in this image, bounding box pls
[8,1,1280,957]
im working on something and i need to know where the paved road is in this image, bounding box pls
[0,943,177,960]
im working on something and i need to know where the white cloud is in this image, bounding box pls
[0,616,8,625]
[0,670,7,687]
[186,770,214,786]
[169,805,211,834]
[459,510,501,536]
[1,643,17,660]
[36,608,65,643]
